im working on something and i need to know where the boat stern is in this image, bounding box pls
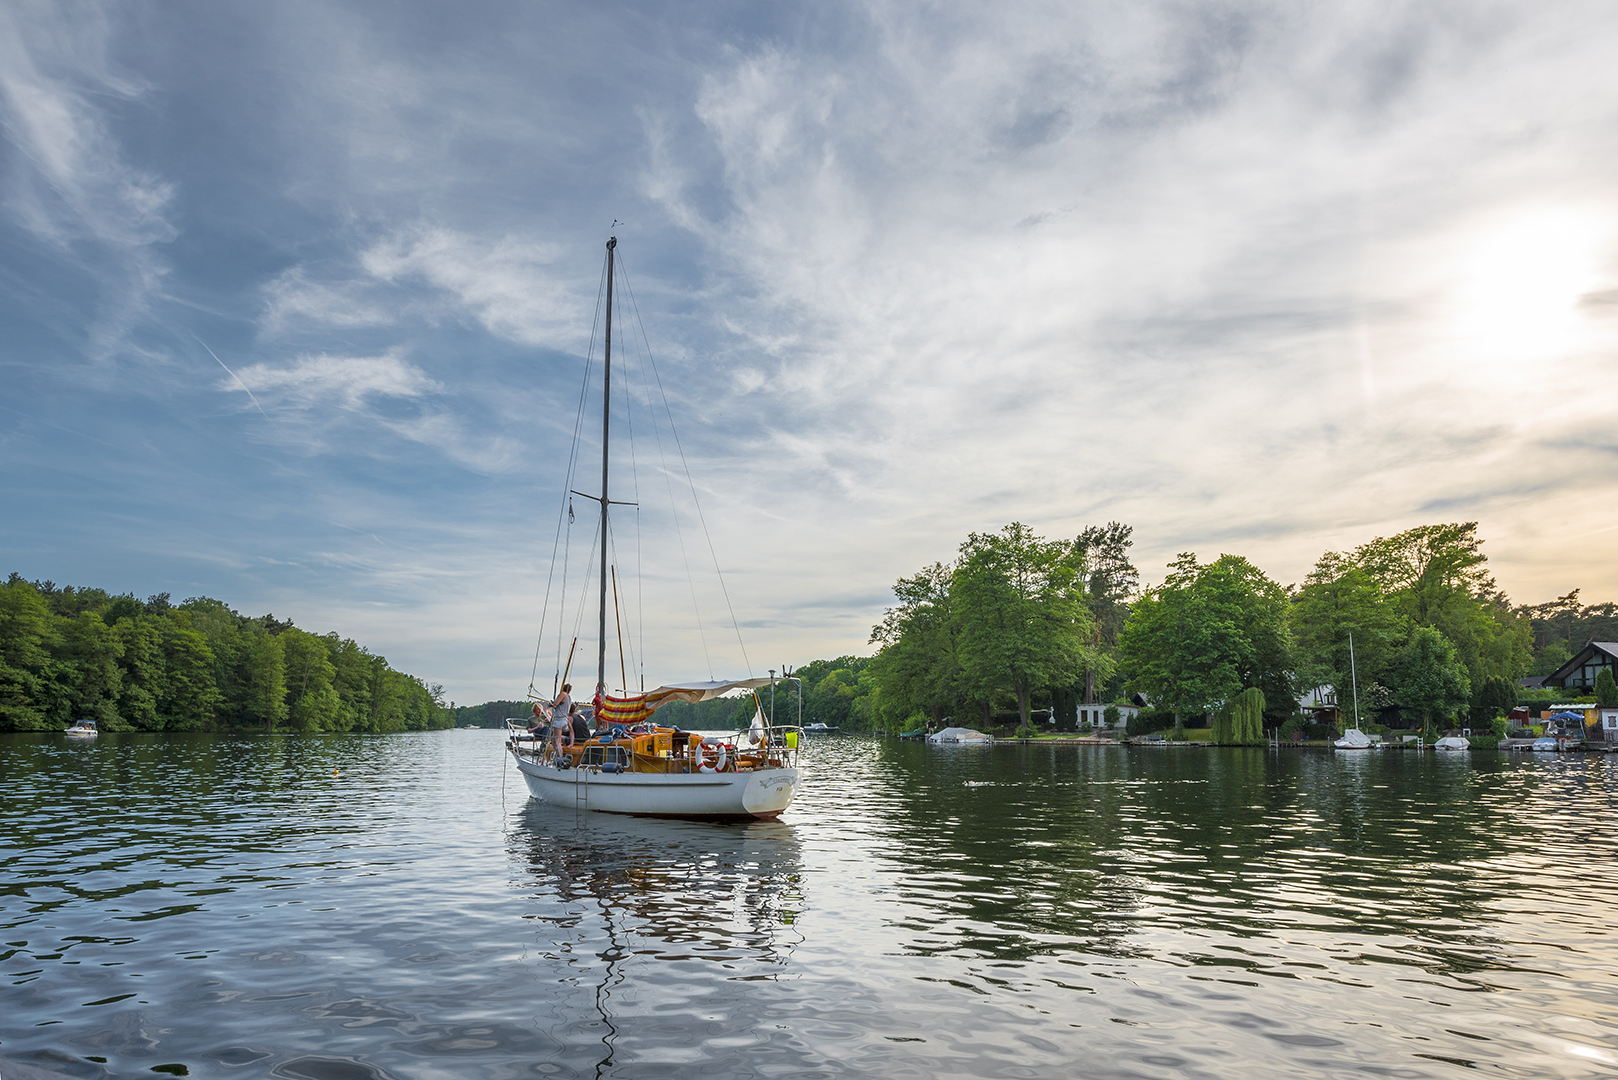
[741,768,799,818]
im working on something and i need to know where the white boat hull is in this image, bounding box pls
[511,749,799,820]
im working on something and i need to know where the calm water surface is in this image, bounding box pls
[4,733,1618,1079]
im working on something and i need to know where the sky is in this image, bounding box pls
[3,1,1617,706]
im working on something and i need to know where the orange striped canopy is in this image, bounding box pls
[597,694,654,725]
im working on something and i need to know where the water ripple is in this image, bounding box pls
[4,733,1618,1077]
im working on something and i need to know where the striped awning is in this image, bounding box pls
[597,694,655,724]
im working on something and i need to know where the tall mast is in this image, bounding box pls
[598,236,616,704]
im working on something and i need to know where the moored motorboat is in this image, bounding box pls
[927,726,993,745]
[64,719,98,738]
[1433,735,1470,750]
[802,722,839,734]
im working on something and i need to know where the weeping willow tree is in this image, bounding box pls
[1214,687,1266,745]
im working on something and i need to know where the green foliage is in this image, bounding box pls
[1072,521,1137,701]
[1392,627,1471,734]
[0,575,449,733]
[868,563,962,726]
[1518,590,1618,672]
[0,581,61,730]
[1215,686,1265,745]
[1103,703,1120,727]
[1596,667,1618,708]
[1125,707,1176,737]
[952,523,1099,730]
[1470,675,1517,725]
[1350,523,1530,690]
[871,523,1105,732]
[1117,552,1292,718]
[1290,560,1405,704]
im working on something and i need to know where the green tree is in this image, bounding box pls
[244,632,289,729]
[114,615,166,730]
[1351,522,1530,689]
[1392,626,1471,736]
[1072,521,1136,702]
[0,580,62,730]
[1471,674,1517,725]
[1596,667,1618,708]
[869,564,962,726]
[951,523,1097,731]
[1290,557,1405,707]
[282,629,338,731]
[1230,686,1265,744]
[59,612,125,728]
[157,617,222,730]
[1117,553,1292,722]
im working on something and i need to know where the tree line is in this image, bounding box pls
[839,520,1593,739]
[0,575,451,733]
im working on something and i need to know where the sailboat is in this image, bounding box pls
[1332,631,1375,750]
[505,236,802,821]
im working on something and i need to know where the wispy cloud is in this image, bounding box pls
[259,268,393,334]
[5,2,1618,703]
[361,227,591,348]
[0,1,176,360]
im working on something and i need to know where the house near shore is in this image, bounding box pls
[1076,701,1138,728]
[1298,686,1344,728]
[1541,641,1618,692]
[1539,642,1618,745]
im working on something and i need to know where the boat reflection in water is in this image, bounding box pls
[506,804,804,1074]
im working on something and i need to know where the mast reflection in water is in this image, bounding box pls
[506,806,803,1074]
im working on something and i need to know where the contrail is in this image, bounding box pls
[195,334,268,419]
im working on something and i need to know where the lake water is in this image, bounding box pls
[4,732,1618,1079]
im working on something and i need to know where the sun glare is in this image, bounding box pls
[1450,208,1609,366]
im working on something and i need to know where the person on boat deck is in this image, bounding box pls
[547,683,573,757]
[569,704,590,745]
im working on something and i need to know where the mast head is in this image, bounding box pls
[607,236,617,250]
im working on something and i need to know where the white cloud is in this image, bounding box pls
[645,1,1618,623]
[260,268,393,334]
[0,2,174,249]
[361,227,590,348]
[0,1,177,360]
[231,350,441,409]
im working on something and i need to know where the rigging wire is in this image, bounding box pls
[565,520,604,679]
[618,256,753,677]
[603,518,640,695]
[609,270,713,680]
[530,249,610,697]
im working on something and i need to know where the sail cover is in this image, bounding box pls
[643,678,777,709]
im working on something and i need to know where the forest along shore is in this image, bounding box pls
[0,576,452,733]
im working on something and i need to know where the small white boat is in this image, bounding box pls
[802,722,839,734]
[1530,737,1559,751]
[1433,735,1470,750]
[1333,727,1373,750]
[64,719,98,738]
[927,726,993,745]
